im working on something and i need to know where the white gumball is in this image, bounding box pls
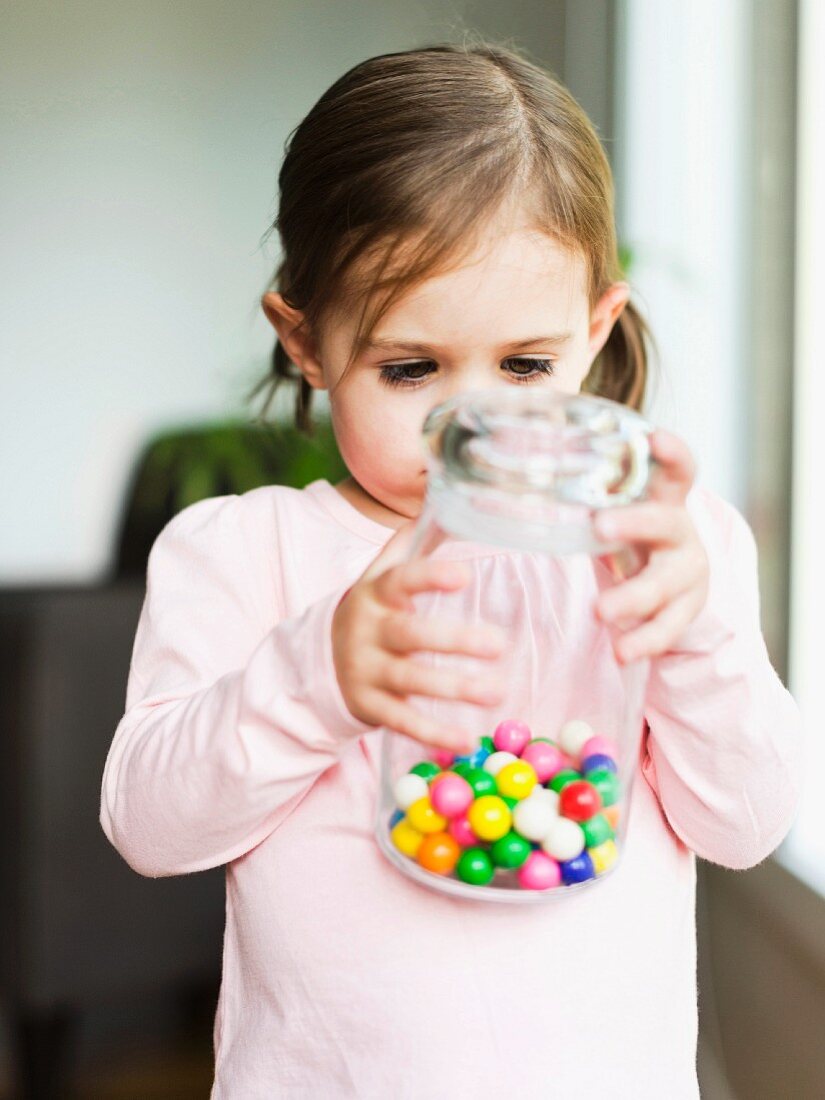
[541,817,586,861]
[393,773,429,811]
[483,751,518,776]
[513,795,558,842]
[558,719,594,758]
[526,786,560,814]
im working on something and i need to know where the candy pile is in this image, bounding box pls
[388,719,622,892]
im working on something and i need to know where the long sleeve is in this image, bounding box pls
[641,489,804,870]
[100,494,372,878]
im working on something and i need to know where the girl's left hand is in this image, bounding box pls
[593,429,710,664]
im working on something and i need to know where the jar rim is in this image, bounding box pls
[422,388,653,508]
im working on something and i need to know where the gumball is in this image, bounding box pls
[389,809,404,829]
[406,797,448,834]
[581,735,619,761]
[456,848,494,886]
[490,831,532,869]
[589,839,619,875]
[410,761,440,782]
[465,767,497,799]
[469,744,491,769]
[417,832,461,875]
[431,748,456,770]
[521,740,566,782]
[558,719,594,757]
[559,780,602,822]
[518,850,562,891]
[586,767,621,807]
[453,752,475,768]
[493,719,532,756]
[581,812,614,848]
[448,813,477,848]
[502,796,518,810]
[604,804,621,831]
[468,795,512,841]
[496,761,538,801]
[453,762,473,779]
[548,768,582,793]
[393,772,430,811]
[480,735,496,754]
[391,818,423,858]
[430,772,474,819]
[513,793,558,842]
[540,817,585,861]
[484,751,519,776]
[581,753,618,775]
[559,850,596,885]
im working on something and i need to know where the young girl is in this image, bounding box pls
[101,43,802,1098]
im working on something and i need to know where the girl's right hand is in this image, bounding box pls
[331,519,508,753]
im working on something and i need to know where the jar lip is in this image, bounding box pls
[422,388,653,507]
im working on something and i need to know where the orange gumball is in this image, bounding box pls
[604,804,621,831]
[417,832,461,875]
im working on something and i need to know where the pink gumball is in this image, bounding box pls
[431,748,456,770]
[518,851,562,891]
[430,773,474,819]
[448,813,477,848]
[581,735,619,763]
[521,740,566,782]
[493,719,532,757]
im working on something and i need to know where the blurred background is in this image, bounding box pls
[1,0,822,1096]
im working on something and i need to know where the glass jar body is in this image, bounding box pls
[374,390,652,903]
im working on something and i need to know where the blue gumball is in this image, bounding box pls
[560,851,596,885]
[389,809,404,828]
[581,752,618,774]
[468,745,491,769]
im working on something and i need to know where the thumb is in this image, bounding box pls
[361,517,424,582]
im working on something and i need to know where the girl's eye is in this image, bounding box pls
[378,361,436,387]
[504,357,556,383]
[378,357,556,388]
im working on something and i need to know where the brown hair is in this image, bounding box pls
[254,41,652,433]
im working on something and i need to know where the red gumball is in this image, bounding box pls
[559,780,602,822]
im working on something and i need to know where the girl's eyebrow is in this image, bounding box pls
[365,333,574,354]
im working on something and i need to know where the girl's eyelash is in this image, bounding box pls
[378,357,556,388]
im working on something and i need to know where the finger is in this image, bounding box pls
[596,553,695,625]
[646,429,696,505]
[374,557,471,606]
[362,688,476,752]
[361,518,422,582]
[381,613,508,659]
[379,654,506,709]
[594,502,690,548]
[613,591,698,663]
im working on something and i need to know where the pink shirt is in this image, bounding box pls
[100,478,802,1098]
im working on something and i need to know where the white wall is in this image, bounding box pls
[617,0,749,508]
[1,0,568,583]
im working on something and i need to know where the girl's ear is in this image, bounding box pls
[588,282,630,360]
[261,292,326,390]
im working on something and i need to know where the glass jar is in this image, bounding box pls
[375,388,653,902]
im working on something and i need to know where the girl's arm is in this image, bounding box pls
[100,493,373,878]
[640,489,804,869]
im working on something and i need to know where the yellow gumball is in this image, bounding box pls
[468,795,512,842]
[496,760,538,801]
[391,819,424,858]
[589,839,619,875]
[406,797,448,835]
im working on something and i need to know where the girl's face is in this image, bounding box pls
[264,221,628,527]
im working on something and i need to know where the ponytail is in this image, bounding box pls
[582,298,653,412]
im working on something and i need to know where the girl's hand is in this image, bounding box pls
[331,520,508,752]
[593,429,710,664]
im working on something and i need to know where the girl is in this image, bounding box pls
[101,43,802,1098]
